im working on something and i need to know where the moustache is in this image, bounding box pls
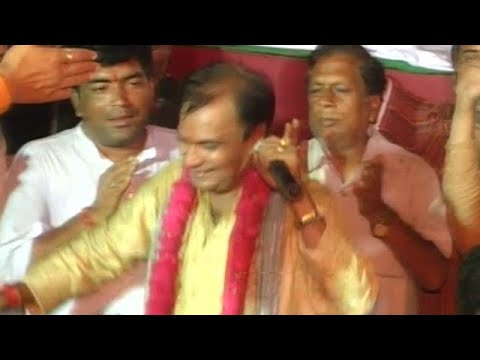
[108,109,136,119]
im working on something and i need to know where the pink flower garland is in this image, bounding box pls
[146,168,271,315]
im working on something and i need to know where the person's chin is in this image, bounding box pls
[107,130,141,147]
[192,181,215,192]
[320,129,341,144]
[110,126,137,137]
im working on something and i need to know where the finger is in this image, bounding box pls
[261,143,296,162]
[120,172,135,187]
[252,150,281,188]
[290,119,301,146]
[108,162,138,179]
[41,88,73,102]
[282,122,292,145]
[111,170,133,182]
[124,157,139,172]
[61,62,99,79]
[59,72,97,89]
[256,139,284,156]
[260,137,283,148]
[61,48,98,63]
[298,141,309,174]
[109,173,134,192]
[105,158,137,177]
[111,157,138,168]
[251,150,261,167]
[118,172,135,185]
[115,156,138,167]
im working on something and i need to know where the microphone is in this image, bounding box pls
[268,160,302,201]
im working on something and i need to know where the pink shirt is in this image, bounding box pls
[308,131,452,314]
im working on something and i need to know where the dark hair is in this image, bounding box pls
[458,245,480,314]
[63,45,154,77]
[451,45,461,67]
[156,75,179,100]
[180,62,275,139]
[308,45,386,96]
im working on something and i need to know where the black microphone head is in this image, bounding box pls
[268,160,301,201]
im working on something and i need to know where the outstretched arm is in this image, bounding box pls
[0,45,98,114]
[0,162,181,314]
[443,63,480,256]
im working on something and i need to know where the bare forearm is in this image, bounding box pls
[379,210,448,291]
[443,140,480,254]
[447,211,480,257]
[449,99,476,143]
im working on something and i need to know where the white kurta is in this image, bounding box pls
[0,124,178,315]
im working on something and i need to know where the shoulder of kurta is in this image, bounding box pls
[141,160,183,196]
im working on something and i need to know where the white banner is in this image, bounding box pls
[256,45,454,72]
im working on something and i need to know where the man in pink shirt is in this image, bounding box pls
[305,45,452,314]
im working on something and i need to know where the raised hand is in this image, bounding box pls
[0,45,98,104]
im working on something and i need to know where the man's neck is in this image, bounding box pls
[209,188,242,224]
[328,139,368,183]
[94,131,147,163]
[82,124,147,163]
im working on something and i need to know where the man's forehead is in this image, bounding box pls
[179,97,242,135]
[178,119,241,144]
[89,59,145,81]
[310,54,362,81]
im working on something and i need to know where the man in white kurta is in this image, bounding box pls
[0,123,177,315]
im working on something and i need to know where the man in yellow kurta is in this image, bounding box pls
[0,63,378,315]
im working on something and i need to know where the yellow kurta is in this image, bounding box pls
[23,160,378,315]
[174,193,234,315]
